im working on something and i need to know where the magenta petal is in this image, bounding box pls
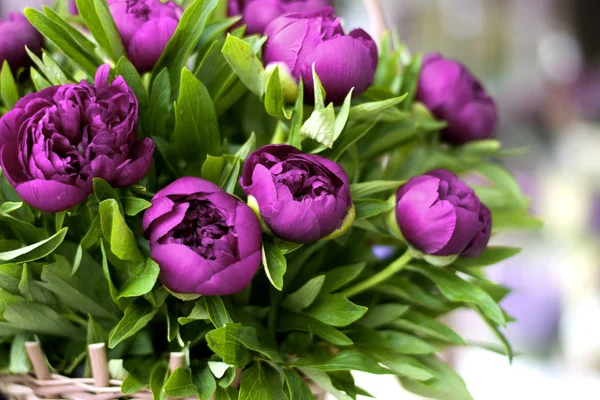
[301,35,376,103]
[16,180,88,213]
[142,195,175,235]
[151,243,215,294]
[0,110,28,186]
[155,176,221,198]
[195,251,262,295]
[264,18,314,79]
[396,178,457,254]
[234,202,262,259]
[114,137,155,187]
[434,206,479,256]
[149,202,189,243]
[243,0,285,35]
[128,17,178,72]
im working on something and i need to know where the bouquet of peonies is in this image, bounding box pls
[0,0,538,399]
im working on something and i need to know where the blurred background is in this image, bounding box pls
[2,0,600,398]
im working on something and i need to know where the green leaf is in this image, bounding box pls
[150,361,169,400]
[164,368,198,398]
[76,0,126,62]
[205,323,252,368]
[87,315,107,345]
[0,264,23,294]
[333,89,354,141]
[392,311,466,345]
[202,156,226,184]
[19,264,55,305]
[351,180,405,199]
[99,241,127,310]
[100,199,143,262]
[204,296,231,328]
[9,333,30,374]
[380,331,439,354]
[122,197,152,216]
[154,0,219,94]
[4,302,83,338]
[454,247,521,268]
[1,61,19,109]
[30,68,52,91]
[173,68,221,175]
[354,199,394,220]
[398,54,423,111]
[375,277,448,311]
[278,311,353,346]
[24,7,102,77]
[370,353,435,381]
[193,365,217,400]
[230,325,283,363]
[283,368,315,400]
[324,121,377,161]
[322,263,366,294]
[360,304,409,328]
[146,68,171,139]
[93,178,121,204]
[108,298,163,348]
[239,363,270,400]
[178,300,209,325]
[475,308,513,362]
[301,103,336,148]
[262,241,287,291]
[264,65,292,118]
[0,228,68,264]
[288,80,304,149]
[40,257,118,320]
[221,34,265,97]
[118,258,160,299]
[282,275,325,311]
[400,356,474,400]
[214,387,239,400]
[407,265,506,326]
[349,95,408,121]
[116,57,149,105]
[298,368,352,400]
[305,293,367,327]
[294,350,390,374]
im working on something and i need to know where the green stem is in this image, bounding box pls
[342,249,412,298]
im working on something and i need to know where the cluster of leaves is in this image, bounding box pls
[0,0,540,399]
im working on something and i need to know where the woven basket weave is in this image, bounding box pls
[0,342,327,400]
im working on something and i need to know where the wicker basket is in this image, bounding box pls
[0,342,327,400]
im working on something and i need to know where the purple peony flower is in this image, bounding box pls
[228,0,331,35]
[416,53,498,145]
[142,177,263,296]
[0,12,44,72]
[263,8,378,104]
[69,0,78,15]
[109,0,182,72]
[241,144,353,243]
[396,169,491,257]
[0,65,153,213]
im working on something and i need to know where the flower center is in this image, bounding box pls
[171,200,233,260]
[126,0,152,19]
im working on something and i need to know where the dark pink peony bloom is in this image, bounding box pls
[263,8,378,104]
[396,169,491,257]
[0,12,43,72]
[241,144,353,243]
[109,0,182,72]
[143,177,263,296]
[417,54,498,145]
[228,0,331,35]
[0,65,153,213]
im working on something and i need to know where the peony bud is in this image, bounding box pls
[0,12,43,72]
[241,144,354,243]
[109,0,182,72]
[416,53,498,145]
[228,0,331,35]
[0,65,154,213]
[395,169,491,258]
[143,177,263,296]
[263,8,378,104]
